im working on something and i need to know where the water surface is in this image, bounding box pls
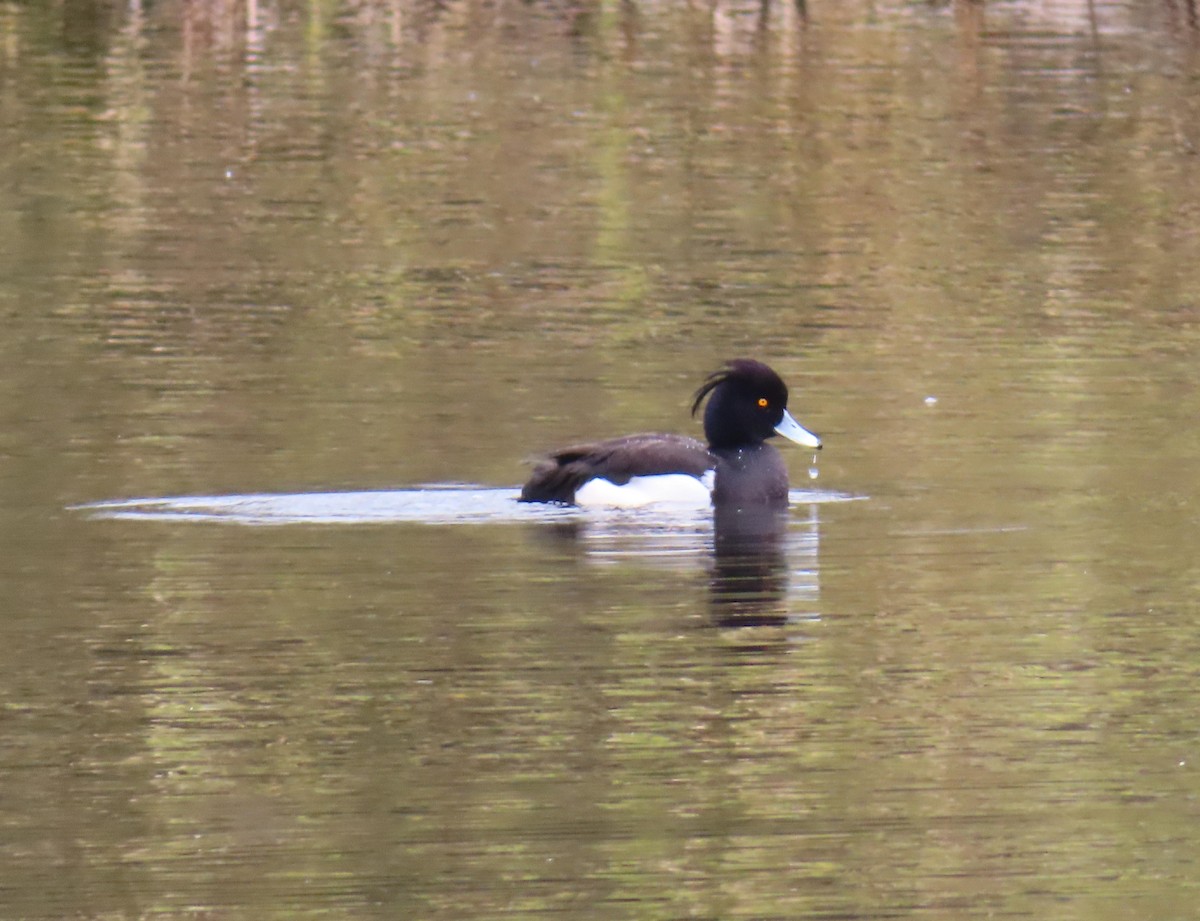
[2,1,1200,918]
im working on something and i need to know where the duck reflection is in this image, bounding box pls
[709,503,819,628]
[528,499,822,629]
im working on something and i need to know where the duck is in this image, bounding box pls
[519,358,821,508]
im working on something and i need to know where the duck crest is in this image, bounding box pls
[690,358,787,418]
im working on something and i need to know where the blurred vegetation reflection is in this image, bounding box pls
[2,1,1200,919]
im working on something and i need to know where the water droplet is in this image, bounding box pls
[224,168,234,179]
[924,395,938,406]
[808,466,819,480]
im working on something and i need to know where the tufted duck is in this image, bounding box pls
[519,359,821,507]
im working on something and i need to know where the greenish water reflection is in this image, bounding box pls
[2,1,1199,919]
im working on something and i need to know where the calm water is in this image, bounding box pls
[3,0,1200,918]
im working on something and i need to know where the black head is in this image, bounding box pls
[691,359,821,451]
[692,359,790,449]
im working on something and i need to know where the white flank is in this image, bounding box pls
[575,471,716,509]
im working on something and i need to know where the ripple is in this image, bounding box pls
[72,485,861,526]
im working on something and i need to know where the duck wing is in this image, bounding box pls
[520,433,714,504]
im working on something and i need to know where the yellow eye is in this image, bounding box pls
[757,398,769,408]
